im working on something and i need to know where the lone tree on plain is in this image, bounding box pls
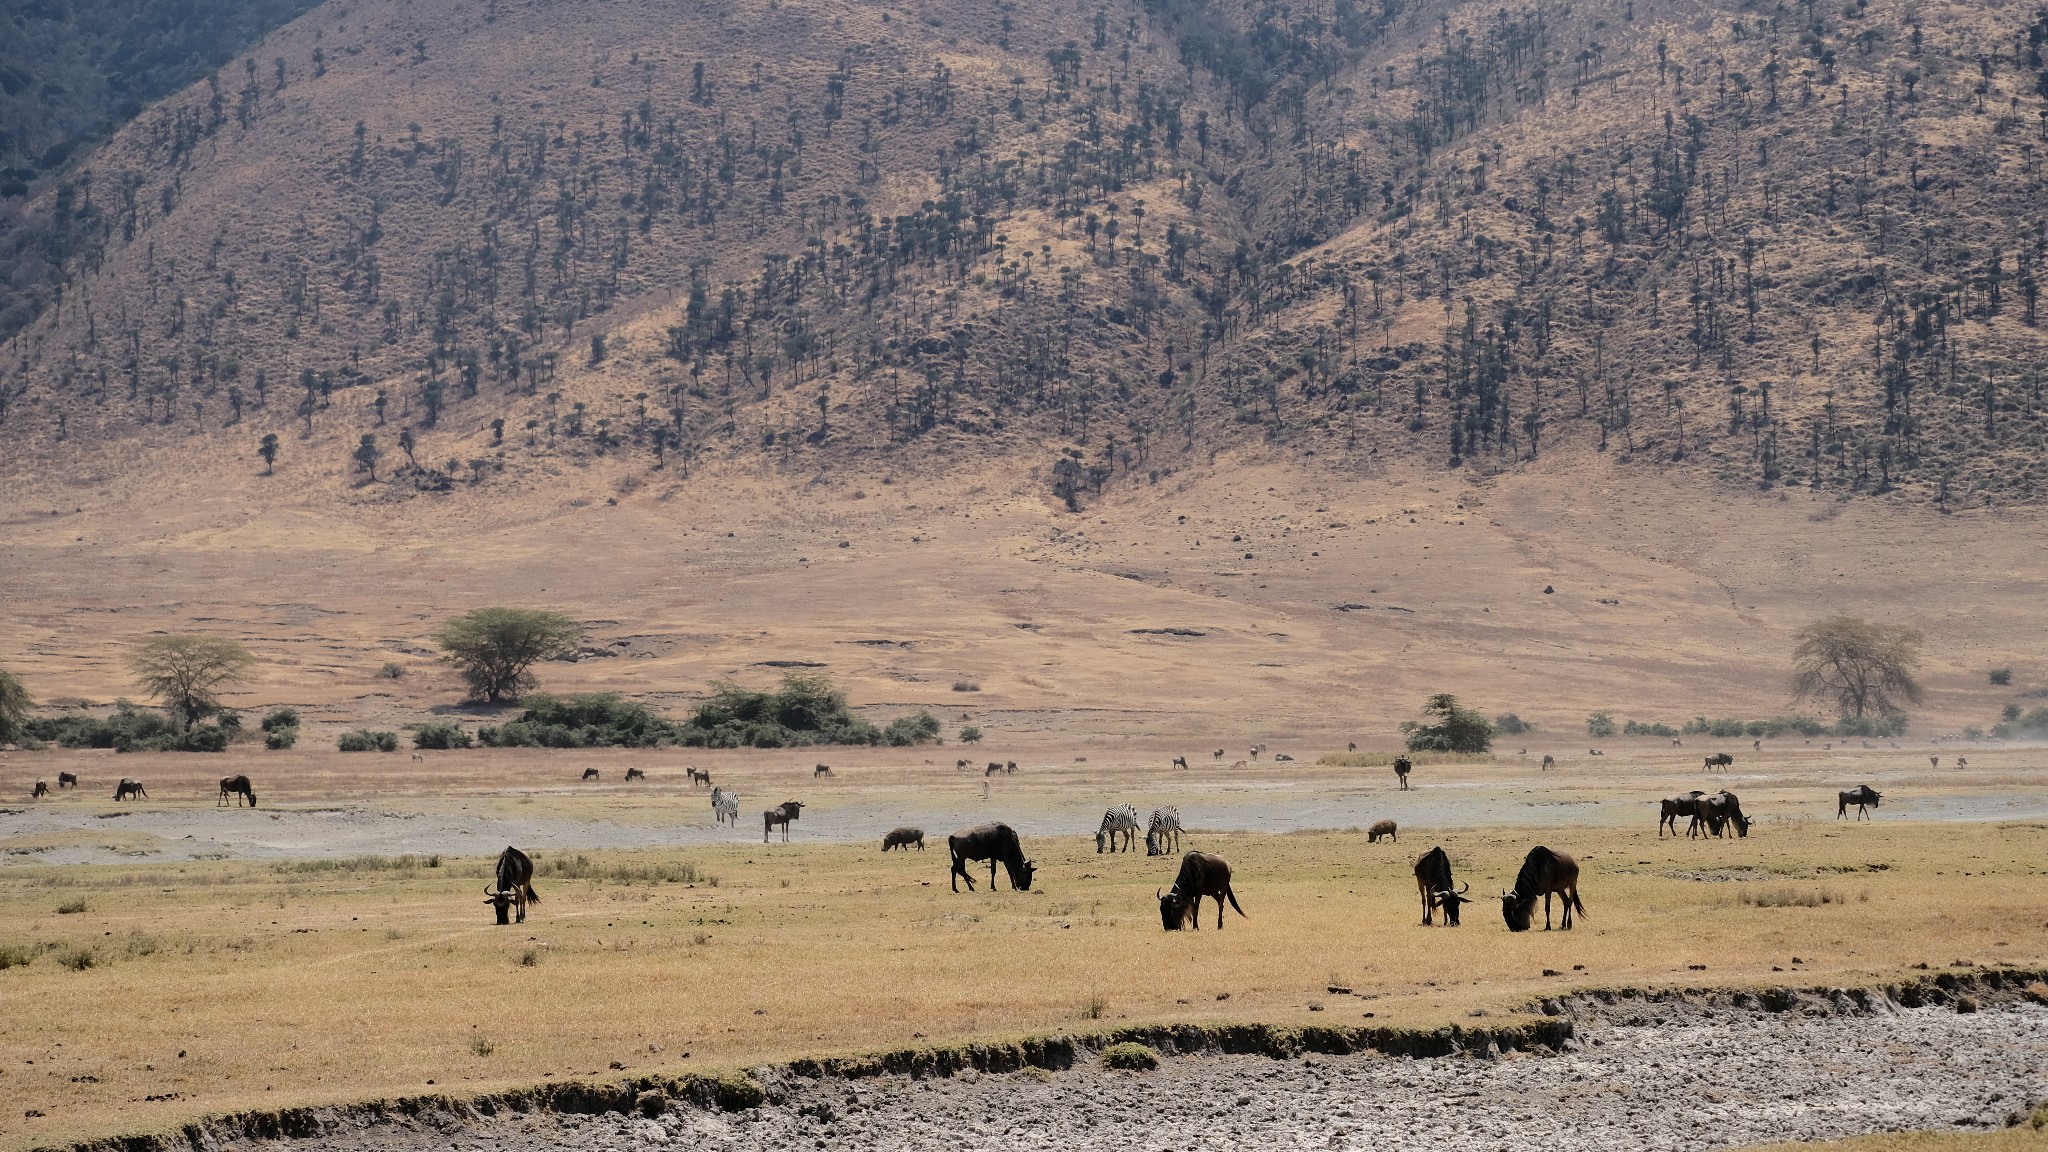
[129,635,256,730]
[1790,616,1925,720]
[258,433,279,473]
[353,434,381,481]
[0,665,32,743]
[1401,692,1495,753]
[434,608,582,702]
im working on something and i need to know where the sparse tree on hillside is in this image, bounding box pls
[1790,616,1925,720]
[434,608,582,702]
[0,665,32,742]
[1400,693,1494,753]
[258,432,279,473]
[353,434,381,481]
[398,428,417,468]
[129,635,256,730]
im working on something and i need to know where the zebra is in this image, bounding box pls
[1145,806,1184,856]
[1095,804,1141,853]
[711,786,740,827]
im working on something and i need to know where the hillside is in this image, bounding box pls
[0,0,2043,512]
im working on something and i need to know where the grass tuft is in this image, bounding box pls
[56,898,88,914]
[1100,1042,1160,1071]
[1316,750,1494,768]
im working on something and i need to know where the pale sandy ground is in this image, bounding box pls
[251,1004,2048,1152]
[6,746,2045,864]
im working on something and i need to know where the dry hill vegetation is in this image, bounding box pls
[0,0,2044,510]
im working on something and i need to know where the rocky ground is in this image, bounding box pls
[262,1003,2048,1152]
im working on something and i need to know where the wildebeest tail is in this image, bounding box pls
[1225,884,1246,918]
[1568,889,1584,917]
[523,883,540,904]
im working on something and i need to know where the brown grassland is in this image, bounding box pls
[3,742,2047,1151]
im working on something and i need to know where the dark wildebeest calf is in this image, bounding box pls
[1393,755,1413,790]
[1412,846,1473,925]
[1501,846,1584,931]
[581,767,600,781]
[1158,851,1246,930]
[31,780,49,799]
[814,764,834,778]
[484,846,540,925]
[113,778,147,801]
[217,775,257,807]
[947,823,1036,892]
[625,766,645,781]
[764,800,805,842]
[882,827,925,851]
[57,771,78,789]
[1838,785,1882,820]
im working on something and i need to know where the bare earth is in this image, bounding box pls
[269,1003,2048,1152]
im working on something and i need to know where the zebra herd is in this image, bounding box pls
[1094,804,1183,856]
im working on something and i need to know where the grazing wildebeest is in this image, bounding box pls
[882,827,925,851]
[687,766,711,788]
[985,761,1004,776]
[763,800,805,842]
[217,775,257,807]
[1158,851,1245,930]
[1705,753,1734,771]
[1005,761,1017,774]
[1929,756,1939,769]
[57,771,78,789]
[1501,846,1584,931]
[1393,755,1413,790]
[1213,748,1226,760]
[411,752,424,763]
[1348,742,1358,752]
[1753,738,1761,752]
[1691,790,1751,839]
[956,759,971,771]
[31,780,49,799]
[1412,846,1472,926]
[1273,753,1294,762]
[1171,755,1189,770]
[581,767,600,781]
[625,766,645,781]
[947,823,1036,892]
[814,763,834,778]
[113,778,147,801]
[1957,757,1968,769]
[1096,804,1141,853]
[1659,791,1706,838]
[711,786,740,826]
[1837,785,1882,820]
[1145,806,1183,856]
[1672,738,1683,746]
[1367,819,1397,844]
[484,846,539,925]
[1541,754,1555,771]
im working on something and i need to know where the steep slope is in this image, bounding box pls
[1,0,2045,512]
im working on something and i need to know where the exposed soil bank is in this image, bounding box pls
[45,973,2048,1152]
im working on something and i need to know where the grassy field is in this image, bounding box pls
[1747,1124,2048,1152]
[3,817,2046,1150]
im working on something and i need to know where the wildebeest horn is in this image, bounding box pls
[1156,888,1163,899]
[483,884,501,897]
[1456,881,1470,895]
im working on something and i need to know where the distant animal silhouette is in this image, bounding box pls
[882,827,925,851]
[1838,785,1881,820]
[1705,753,1734,771]
[687,767,711,787]
[1541,755,1556,771]
[113,778,147,801]
[814,763,834,778]
[625,766,645,780]
[763,800,804,842]
[1929,756,1939,769]
[57,771,78,789]
[411,752,424,763]
[581,767,600,781]
[217,775,257,807]
[1348,742,1357,752]
[956,759,971,771]
[1171,755,1189,770]
[1213,748,1226,760]
[1753,739,1761,751]
[1273,753,1294,762]
[1367,819,1397,844]
[31,780,49,799]
[1393,755,1412,790]
[1956,757,1967,769]
[1671,738,1683,746]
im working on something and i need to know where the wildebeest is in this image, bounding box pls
[687,766,712,788]
[763,800,805,842]
[1752,738,1761,752]
[1006,761,1018,774]
[1929,756,1939,769]
[1691,790,1750,838]
[217,775,257,807]
[1273,753,1294,762]
[1393,755,1413,790]
[1412,846,1472,926]
[1368,819,1397,844]
[1213,748,1226,760]
[1658,791,1706,837]
[57,771,78,789]
[985,761,1003,776]
[113,778,147,801]
[814,763,834,778]
[31,780,49,799]
[1096,804,1141,853]
[1837,785,1882,820]
[882,827,925,851]
[711,786,740,826]
[1705,753,1734,771]
[947,823,1036,892]
[1540,755,1555,771]
[1144,806,1183,856]
[1348,742,1358,752]
[1171,755,1189,770]
[1501,846,1584,931]
[1158,851,1245,930]
[581,767,600,781]
[625,766,645,781]
[1957,757,1968,769]
[484,846,539,925]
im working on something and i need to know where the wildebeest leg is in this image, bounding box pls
[1544,891,1554,930]
[951,854,974,891]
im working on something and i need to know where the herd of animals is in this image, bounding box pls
[26,750,1898,932]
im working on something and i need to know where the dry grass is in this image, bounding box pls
[1,819,2045,1150]
[1742,1121,2048,1151]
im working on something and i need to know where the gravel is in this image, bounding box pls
[270,1004,2048,1152]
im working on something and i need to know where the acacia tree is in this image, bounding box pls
[1401,693,1495,753]
[434,608,582,702]
[0,665,31,742]
[129,635,256,729]
[258,432,279,473]
[1790,616,1925,720]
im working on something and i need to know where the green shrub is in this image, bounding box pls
[0,944,32,970]
[1831,713,1908,738]
[25,701,234,752]
[1585,712,1616,738]
[1622,719,1677,737]
[264,726,299,750]
[1493,713,1531,735]
[411,721,473,750]
[56,947,98,971]
[1990,668,2013,685]
[260,707,300,732]
[882,710,942,747]
[959,725,983,744]
[1100,1042,1160,1071]
[678,675,886,749]
[337,729,400,752]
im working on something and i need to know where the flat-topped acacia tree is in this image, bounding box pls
[434,608,582,702]
[129,635,256,729]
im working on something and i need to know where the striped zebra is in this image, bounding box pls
[711,786,740,827]
[1095,804,1141,853]
[1145,806,1183,856]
